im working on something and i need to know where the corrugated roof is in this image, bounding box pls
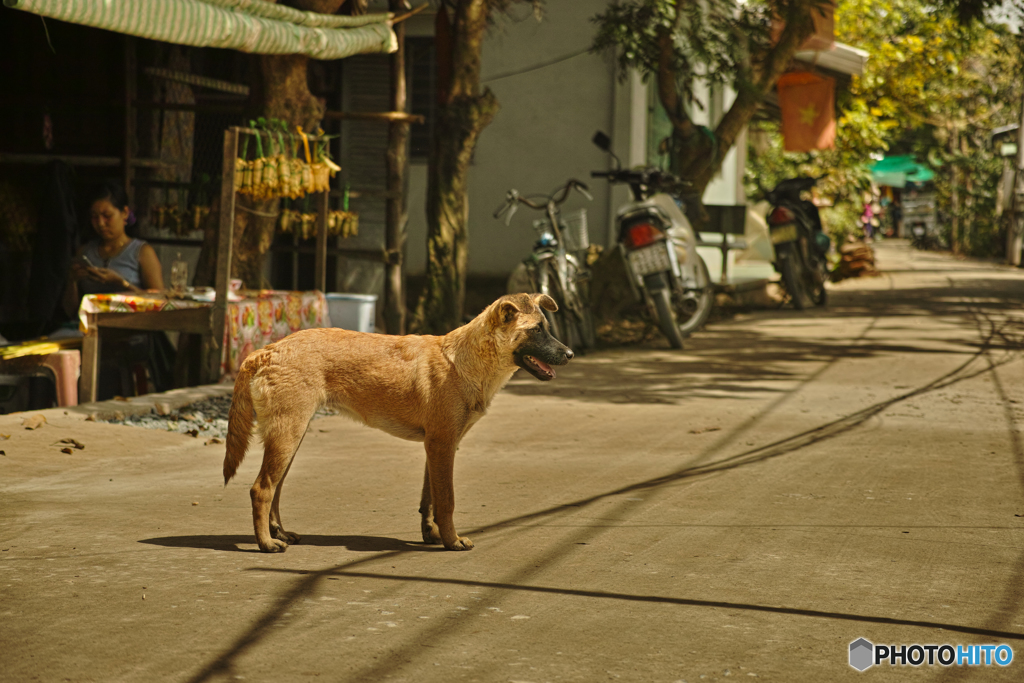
[4,0,397,60]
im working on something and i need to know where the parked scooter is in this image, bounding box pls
[591,132,713,348]
[764,175,831,309]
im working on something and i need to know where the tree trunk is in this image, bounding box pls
[412,1,498,334]
[950,127,960,254]
[196,1,337,288]
[414,93,498,333]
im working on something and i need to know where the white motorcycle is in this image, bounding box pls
[592,132,778,347]
[591,132,713,348]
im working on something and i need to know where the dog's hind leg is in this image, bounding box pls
[251,416,309,553]
[270,457,302,545]
[419,461,442,545]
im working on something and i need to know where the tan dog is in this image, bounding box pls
[223,293,573,552]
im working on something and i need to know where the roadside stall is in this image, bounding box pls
[868,155,937,242]
[76,124,340,402]
[0,0,406,408]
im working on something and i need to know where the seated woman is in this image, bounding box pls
[64,181,173,398]
[65,180,163,300]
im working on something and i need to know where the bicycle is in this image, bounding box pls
[494,178,597,351]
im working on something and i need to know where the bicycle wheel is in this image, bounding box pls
[559,275,596,351]
[536,259,570,344]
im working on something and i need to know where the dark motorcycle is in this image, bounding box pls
[765,175,831,309]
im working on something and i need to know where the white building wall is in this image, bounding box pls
[402,1,745,276]
[404,1,618,275]
[702,86,747,207]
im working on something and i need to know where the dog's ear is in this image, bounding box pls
[496,299,522,325]
[533,293,558,312]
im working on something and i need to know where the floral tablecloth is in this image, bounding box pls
[79,290,331,376]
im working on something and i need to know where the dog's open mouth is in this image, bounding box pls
[523,355,556,380]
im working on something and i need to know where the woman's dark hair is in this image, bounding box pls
[87,179,136,231]
[87,179,130,211]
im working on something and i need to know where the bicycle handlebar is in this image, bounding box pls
[493,178,592,225]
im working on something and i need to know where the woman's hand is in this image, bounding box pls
[85,266,129,289]
[69,261,90,282]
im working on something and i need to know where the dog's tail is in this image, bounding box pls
[224,359,257,485]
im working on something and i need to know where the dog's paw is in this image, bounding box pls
[421,520,443,545]
[258,538,289,553]
[445,536,474,551]
[273,528,302,545]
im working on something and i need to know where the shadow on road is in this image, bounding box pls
[503,277,1023,406]
[140,534,440,553]
[178,261,1024,683]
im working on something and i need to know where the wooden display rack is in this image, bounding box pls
[207,125,329,381]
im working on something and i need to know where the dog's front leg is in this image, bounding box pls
[424,436,473,551]
[419,461,443,545]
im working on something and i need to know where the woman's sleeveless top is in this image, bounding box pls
[80,238,146,295]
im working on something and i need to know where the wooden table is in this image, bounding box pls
[78,290,331,403]
[79,301,217,404]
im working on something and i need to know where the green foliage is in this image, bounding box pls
[591,0,773,101]
[748,0,1022,256]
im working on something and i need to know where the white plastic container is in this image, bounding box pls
[325,293,377,333]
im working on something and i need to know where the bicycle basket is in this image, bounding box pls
[559,208,590,253]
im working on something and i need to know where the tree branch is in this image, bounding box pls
[657,0,693,133]
[713,1,816,171]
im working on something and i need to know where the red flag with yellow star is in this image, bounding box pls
[778,72,836,153]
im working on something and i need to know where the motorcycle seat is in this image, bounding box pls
[697,238,747,251]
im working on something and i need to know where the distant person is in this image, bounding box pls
[890,198,903,238]
[64,180,163,313]
[861,194,874,240]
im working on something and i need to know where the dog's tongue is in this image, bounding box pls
[534,358,554,375]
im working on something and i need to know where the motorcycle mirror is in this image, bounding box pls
[591,131,621,170]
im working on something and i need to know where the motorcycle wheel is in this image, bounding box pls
[811,272,828,307]
[673,254,714,338]
[806,238,828,307]
[777,242,813,310]
[651,286,685,349]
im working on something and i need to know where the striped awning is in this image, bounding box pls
[4,0,397,60]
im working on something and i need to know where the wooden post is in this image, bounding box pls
[1009,92,1024,266]
[123,36,137,203]
[385,0,412,335]
[207,128,238,384]
[314,190,329,292]
[80,320,100,404]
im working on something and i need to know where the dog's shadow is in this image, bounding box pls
[139,534,442,553]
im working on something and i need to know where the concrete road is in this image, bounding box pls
[3,241,1024,682]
